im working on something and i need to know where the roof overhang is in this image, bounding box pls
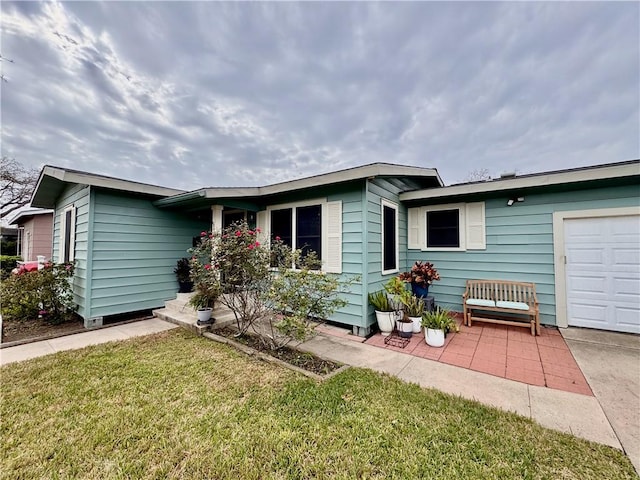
[155,163,443,209]
[31,166,184,208]
[5,208,54,226]
[400,160,640,203]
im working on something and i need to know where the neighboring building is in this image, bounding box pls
[30,160,639,335]
[7,208,54,261]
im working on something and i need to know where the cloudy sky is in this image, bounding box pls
[1,1,638,190]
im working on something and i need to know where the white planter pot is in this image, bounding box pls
[375,311,395,336]
[408,316,422,333]
[425,328,445,347]
[197,307,213,324]
[397,320,413,338]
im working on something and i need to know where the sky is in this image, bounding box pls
[1,1,638,191]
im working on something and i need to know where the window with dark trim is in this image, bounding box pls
[382,202,397,272]
[426,209,459,248]
[63,209,73,263]
[270,204,322,268]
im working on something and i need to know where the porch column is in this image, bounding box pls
[211,205,223,234]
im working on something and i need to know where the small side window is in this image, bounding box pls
[381,200,398,274]
[426,209,460,248]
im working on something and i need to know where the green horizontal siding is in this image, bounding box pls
[89,190,209,318]
[52,184,90,318]
[327,186,366,327]
[408,183,640,326]
[364,179,408,328]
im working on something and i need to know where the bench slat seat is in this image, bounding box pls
[463,280,540,336]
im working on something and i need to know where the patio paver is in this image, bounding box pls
[353,320,594,396]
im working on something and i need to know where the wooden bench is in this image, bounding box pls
[463,280,540,336]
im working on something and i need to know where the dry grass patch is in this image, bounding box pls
[1,329,636,479]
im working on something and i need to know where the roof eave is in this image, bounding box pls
[400,161,640,202]
[31,166,185,208]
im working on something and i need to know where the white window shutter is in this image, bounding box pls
[465,202,486,250]
[256,210,268,246]
[324,201,342,273]
[408,207,420,249]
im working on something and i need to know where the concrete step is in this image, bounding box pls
[165,298,194,314]
[153,304,237,336]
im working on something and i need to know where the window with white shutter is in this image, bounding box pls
[408,202,485,252]
[266,198,342,273]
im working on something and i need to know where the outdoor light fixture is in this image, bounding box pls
[507,196,525,206]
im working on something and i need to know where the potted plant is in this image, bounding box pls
[382,277,414,338]
[189,281,221,325]
[421,308,459,347]
[403,294,425,333]
[368,290,395,336]
[398,261,440,299]
[174,258,193,293]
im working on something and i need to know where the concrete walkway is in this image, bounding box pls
[298,333,622,451]
[0,318,177,366]
[561,328,640,474]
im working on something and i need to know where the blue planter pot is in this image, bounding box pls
[411,283,429,299]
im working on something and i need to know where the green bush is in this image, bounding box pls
[0,255,22,280]
[0,262,77,324]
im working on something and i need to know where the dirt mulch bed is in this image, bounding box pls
[2,316,85,345]
[214,326,341,376]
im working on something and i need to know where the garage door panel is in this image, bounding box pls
[612,248,640,268]
[565,214,640,333]
[568,302,608,324]
[567,248,605,267]
[615,307,640,333]
[566,274,607,298]
[613,277,640,298]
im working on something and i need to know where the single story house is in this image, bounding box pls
[7,207,54,261]
[31,160,639,335]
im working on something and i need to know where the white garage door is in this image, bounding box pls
[564,215,640,334]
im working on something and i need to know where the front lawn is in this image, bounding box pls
[1,329,635,479]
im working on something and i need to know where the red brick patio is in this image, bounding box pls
[321,319,593,396]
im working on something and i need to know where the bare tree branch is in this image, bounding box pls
[1,157,39,220]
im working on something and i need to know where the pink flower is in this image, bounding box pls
[222,234,228,239]
[248,230,254,235]
[204,264,211,270]
[235,231,242,237]
[209,234,214,238]
[201,231,207,237]
[275,236,281,241]
[255,241,260,247]
[256,227,261,233]
[248,244,255,250]
[65,265,72,270]
[39,310,48,316]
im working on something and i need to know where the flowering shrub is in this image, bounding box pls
[188,223,270,333]
[0,262,76,324]
[188,221,358,348]
[398,261,440,286]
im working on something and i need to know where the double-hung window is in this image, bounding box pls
[260,199,342,273]
[270,204,322,266]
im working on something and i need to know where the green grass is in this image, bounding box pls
[1,329,636,479]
